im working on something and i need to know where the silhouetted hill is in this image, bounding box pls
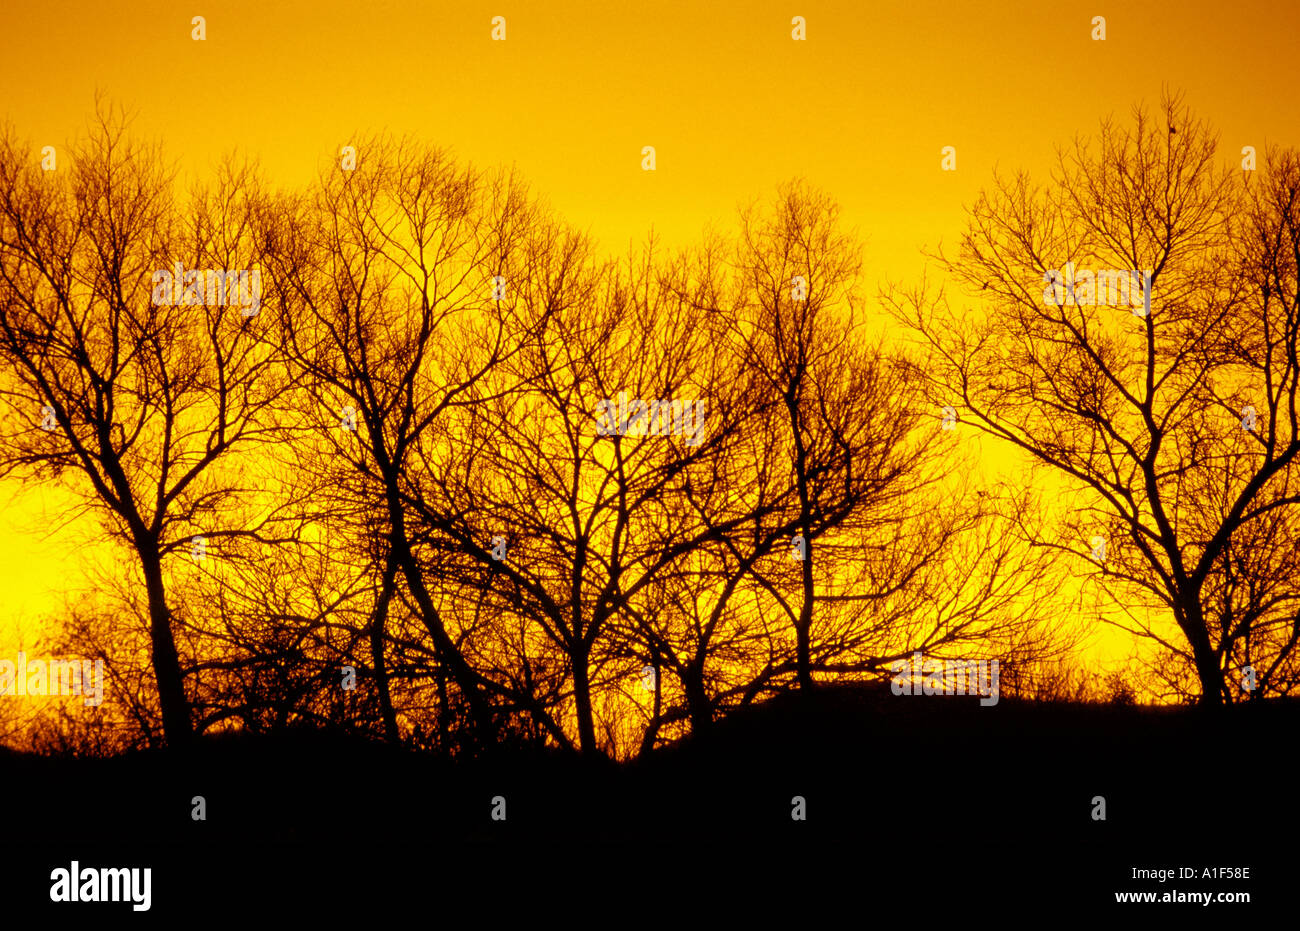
[3,688,1292,917]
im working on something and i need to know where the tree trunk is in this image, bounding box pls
[788,390,816,692]
[390,530,497,748]
[1181,596,1224,707]
[377,471,495,748]
[370,557,400,743]
[684,665,713,735]
[572,649,598,755]
[139,548,191,745]
[796,552,815,692]
[639,656,664,757]
[1191,640,1224,707]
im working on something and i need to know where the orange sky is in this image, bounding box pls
[2,0,1298,668]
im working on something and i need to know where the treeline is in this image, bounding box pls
[0,94,1295,757]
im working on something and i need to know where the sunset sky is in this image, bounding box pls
[2,0,1298,670]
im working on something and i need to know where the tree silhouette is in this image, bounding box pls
[0,104,289,743]
[887,91,1300,705]
[0,102,1165,757]
[266,135,543,750]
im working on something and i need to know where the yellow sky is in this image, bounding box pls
[2,0,1298,667]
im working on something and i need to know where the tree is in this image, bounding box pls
[409,234,753,756]
[731,180,930,692]
[886,91,1300,705]
[0,106,287,743]
[267,135,544,751]
[718,181,1072,712]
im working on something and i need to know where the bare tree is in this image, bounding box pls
[0,105,288,743]
[409,234,754,756]
[709,182,1076,712]
[266,135,546,751]
[886,91,1300,705]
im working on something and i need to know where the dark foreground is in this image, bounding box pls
[1,685,1292,920]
